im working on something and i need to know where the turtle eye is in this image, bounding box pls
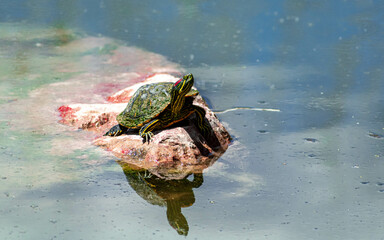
[174,79,182,87]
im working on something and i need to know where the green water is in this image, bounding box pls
[1,1,384,239]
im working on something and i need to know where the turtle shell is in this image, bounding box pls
[116,82,198,128]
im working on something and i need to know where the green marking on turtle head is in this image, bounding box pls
[170,73,194,114]
[173,73,194,95]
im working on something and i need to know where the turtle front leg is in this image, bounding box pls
[192,106,211,137]
[104,124,127,137]
[139,119,161,143]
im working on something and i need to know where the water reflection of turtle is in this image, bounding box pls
[119,162,203,236]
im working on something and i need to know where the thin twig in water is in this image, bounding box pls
[214,107,281,114]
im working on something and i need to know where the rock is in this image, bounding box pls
[58,103,125,131]
[58,73,231,179]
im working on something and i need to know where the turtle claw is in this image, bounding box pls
[141,132,154,143]
[138,170,153,179]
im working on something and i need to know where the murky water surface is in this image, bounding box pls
[1,1,384,239]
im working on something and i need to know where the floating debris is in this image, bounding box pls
[30,204,39,209]
[368,132,383,139]
[304,138,319,143]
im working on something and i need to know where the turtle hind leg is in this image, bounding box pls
[192,106,211,137]
[104,124,128,137]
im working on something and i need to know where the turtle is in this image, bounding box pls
[104,73,210,142]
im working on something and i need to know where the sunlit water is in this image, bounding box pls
[1,1,384,239]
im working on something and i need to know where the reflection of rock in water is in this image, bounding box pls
[119,162,203,236]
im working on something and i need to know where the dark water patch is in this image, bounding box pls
[257,130,269,134]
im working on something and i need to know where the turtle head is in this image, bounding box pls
[173,73,194,96]
[170,73,194,114]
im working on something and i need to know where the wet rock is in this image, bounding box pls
[58,103,125,131]
[58,74,231,179]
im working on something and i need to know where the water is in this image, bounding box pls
[1,1,384,239]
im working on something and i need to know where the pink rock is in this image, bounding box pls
[59,74,231,179]
[58,103,125,131]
